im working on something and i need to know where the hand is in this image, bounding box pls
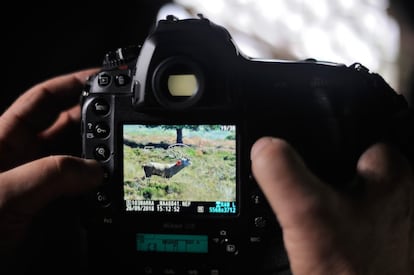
[0,69,103,258]
[251,137,414,275]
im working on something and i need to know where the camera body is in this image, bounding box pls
[81,15,408,274]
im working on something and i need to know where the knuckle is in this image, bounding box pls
[45,155,76,180]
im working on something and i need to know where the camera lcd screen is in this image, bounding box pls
[123,124,237,216]
[136,233,208,253]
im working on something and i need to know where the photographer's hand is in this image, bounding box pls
[251,137,414,275]
[0,69,103,256]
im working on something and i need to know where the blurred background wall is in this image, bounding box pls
[164,0,413,105]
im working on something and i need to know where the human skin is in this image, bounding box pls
[251,137,414,275]
[0,69,103,257]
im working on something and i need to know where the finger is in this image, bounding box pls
[39,105,80,140]
[250,137,337,230]
[0,155,103,217]
[39,106,83,157]
[0,68,99,150]
[357,143,413,197]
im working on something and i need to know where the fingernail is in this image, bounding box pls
[250,137,276,160]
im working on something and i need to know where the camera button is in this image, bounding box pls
[251,193,263,205]
[98,73,111,86]
[94,123,110,138]
[115,74,130,86]
[92,98,110,116]
[94,145,110,161]
[225,243,238,255]
[96,191,111,207]
[254,216,267,229]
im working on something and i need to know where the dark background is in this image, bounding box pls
[3,1,414,112]
[2,1,171,114]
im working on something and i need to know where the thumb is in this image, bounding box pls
[0,155,103,216]
[356,143,412,197]
[250,137,336,230]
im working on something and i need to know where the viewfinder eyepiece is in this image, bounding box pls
[153,57,204,109]
[167,74,198,97]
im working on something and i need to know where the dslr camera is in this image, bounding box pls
[81,15,409,274]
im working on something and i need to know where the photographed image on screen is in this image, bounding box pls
[123,124,237,214]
